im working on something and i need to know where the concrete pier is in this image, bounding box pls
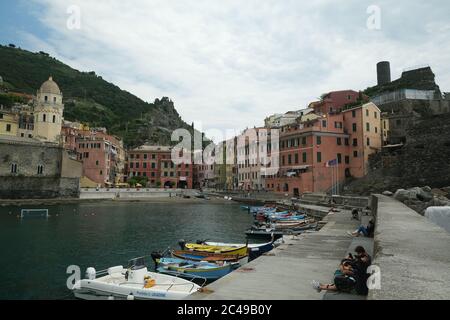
[192,208,370,300]
[369,195,450,300]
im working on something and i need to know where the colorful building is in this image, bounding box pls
[62,125,125,187]
[264,101,382,196]
[0,109,19,136]
[127,145,193,189]
[237,127,269,191]
[309,90,368,115]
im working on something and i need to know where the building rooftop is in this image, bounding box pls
[39,76,61,95]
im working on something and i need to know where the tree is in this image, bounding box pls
[128,176,148,187]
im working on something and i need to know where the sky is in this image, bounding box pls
[1,0,449,136]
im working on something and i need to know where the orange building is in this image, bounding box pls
[265,101,381,196]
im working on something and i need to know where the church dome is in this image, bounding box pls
[39,76,61,95]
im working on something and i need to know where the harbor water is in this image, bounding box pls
[0,200,253,300]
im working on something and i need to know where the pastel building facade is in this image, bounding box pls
[264,100,382,196]
[62,125,125,187]
[127,145,193,189]
[237,128,269,191]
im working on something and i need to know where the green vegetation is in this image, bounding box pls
[127,176,149,187]
[0,45,199,147]
[0,93,29,107]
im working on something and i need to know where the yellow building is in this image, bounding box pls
[0,110,19,136]
[33,77,65,143]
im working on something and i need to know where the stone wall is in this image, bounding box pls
[0,176,79,199]
[0,138,62,176]
[0,138,81,199]
[369,195,450,300]
[345,113,450,194]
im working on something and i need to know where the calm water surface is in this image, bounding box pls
[0,201,253,299]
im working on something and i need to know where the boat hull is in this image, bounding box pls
[72,272,199,300]
[184,243,248,256]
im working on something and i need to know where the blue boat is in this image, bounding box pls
[156,257,233,281]
[249,206,277,214]
[269,215,306,222]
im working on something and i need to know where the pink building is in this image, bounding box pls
[127,145,193,189]
[309,90,369,115]
[62,125,125,186]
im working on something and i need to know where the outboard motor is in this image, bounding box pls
[151,251,163,266]
[178,239,186,250]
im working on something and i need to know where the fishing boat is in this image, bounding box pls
[71,257,200,300]
[245,222,318,240]
[170,250,248,267]
[269,215,306,222]
[155,258,233,281]
[203,240,283,262]
[245,228,284,241]
[249,206,277,214]
[180,242,248,256]
[271,219,316,230]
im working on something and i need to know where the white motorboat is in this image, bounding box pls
[71,257,200,300]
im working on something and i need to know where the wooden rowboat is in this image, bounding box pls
[182,243,248,256]
[171,250,247,264]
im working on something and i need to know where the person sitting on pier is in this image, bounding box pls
[311,259,357,293]
[347,219,375,238]
[346,246,372,295]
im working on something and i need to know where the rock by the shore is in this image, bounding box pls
[394,187,433,203]
[393,186,446,215]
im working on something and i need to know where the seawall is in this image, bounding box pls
[369,195,450,300]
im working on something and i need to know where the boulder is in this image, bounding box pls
[394,187,434,203]
[417,187,434,202]
[394,189,417,202]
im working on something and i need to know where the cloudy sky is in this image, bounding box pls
[1,0,449,135]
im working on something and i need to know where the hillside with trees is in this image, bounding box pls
[0,44,199,147]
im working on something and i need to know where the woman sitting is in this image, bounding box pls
[311,260,357,293]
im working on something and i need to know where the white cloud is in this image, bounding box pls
[20,0,450,133]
